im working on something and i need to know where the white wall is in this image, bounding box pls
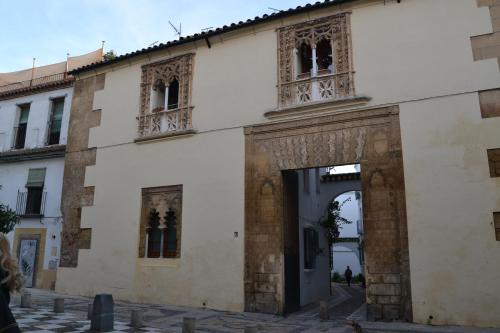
[297,169,331,307]
[56,0,500,325]
[0,158,64,269]
[400,93,500,327]
[0,85,71,277]
[316,173,363,277]
[0,87,72,151]
[331,191,363,276]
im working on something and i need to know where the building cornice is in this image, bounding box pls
[0,145,66,163]
[0,78,73,101]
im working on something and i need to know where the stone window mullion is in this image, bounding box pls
[138,54,194,138]
[277,13,354,108]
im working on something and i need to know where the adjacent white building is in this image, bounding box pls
[0,50,102,289]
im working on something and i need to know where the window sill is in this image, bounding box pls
[138,257,179,268]
[0,145,66,163]
[134,129,197,144]
[19,214,44,219]
[265,95,371,120]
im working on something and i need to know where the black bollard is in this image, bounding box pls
[91,294,114,332]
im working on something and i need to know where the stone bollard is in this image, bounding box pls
[87,303,93,320]
[20,292,32,308]
[244,326,259,333]
[130,309,143,328]
[182,317,196,333]
[319,301,329,320]
[91,294,114,332]
[53,298,65,313]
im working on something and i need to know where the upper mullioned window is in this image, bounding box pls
[138,54,194,139]
[277,13,355,109]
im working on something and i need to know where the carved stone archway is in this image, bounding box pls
[244,106,412,321]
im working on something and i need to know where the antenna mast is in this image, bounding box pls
[169,21,182,39]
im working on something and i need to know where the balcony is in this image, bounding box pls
[278,71,355,109]
[136,107,194,141]
[16,190,46,217]
[0,72,73,98]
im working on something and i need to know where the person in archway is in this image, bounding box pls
[344,266,353,287]
[0,235,23,333]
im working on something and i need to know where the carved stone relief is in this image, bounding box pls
[138,54,194,137]
[245,106,412,321]
[138,185,183,258]
[277,13,354,108]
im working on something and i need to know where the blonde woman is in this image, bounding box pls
[0,235,23,333]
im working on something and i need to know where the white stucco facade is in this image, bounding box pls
[0,88,72,152]
[53,0,500,327]
[0,86,72,289]
[332,191,363,277]
[297,169,331,307]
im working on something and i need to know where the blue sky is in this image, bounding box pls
[0,0,311,73]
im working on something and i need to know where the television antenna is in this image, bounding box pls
[169,21,182,39]
[268,7,280,12]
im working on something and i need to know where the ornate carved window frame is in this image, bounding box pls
[138,54,194,139]
[277,13,355,109]
[138,185,183,259]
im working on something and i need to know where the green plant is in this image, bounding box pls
[320,198,353,246]
[103,50,117,61]
[0,204,18,234]
[331,272,345,283]
[352,273,365,284]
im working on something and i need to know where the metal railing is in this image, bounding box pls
[278,71,355,108]
[16,190,46,217]
[137,107,193,138]
[0,72,70,94]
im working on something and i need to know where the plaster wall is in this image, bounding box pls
[0,87,72,151]
[297,169,330,307]
[0,158,64,270]
[57,128,245,311]
[331,191,363,276]
[400,93,500,327]
[81,1,498,141]
[56,0,500,324]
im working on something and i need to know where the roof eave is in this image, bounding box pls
[69,0,356,75]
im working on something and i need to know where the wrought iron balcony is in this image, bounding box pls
[137,107,193,138]
[16,190,46,217]
[278,71,355,109]
[0,72,71,95]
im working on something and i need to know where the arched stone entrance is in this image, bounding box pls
[244,106,411,321]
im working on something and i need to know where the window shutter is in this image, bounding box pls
[19,106,30,124]
[26,168,46,187]
[50,99,64,134]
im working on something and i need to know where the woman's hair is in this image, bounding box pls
[0,235,23,292]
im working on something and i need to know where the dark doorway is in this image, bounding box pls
[282,170,300,314]
[244,107,411,320]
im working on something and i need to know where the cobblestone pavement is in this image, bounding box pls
[11,284,363,332]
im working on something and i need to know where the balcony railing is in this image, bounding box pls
[137,107,193,138]
[16,190,46,217]
[278,71,355,109]
[0,72,70,94]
